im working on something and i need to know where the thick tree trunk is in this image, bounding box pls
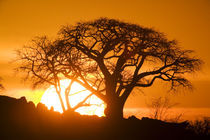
[104,98,124,120]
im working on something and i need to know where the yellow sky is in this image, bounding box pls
[0,0,209,108]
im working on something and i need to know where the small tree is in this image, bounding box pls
[16,37,93,113]
[0,77,4,91]
[146,96,183,121]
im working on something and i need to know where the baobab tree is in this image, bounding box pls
[56,18,202,119]
[17,18,202,119]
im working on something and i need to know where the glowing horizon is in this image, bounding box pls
[40,79,105,117]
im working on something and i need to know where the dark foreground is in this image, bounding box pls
[0,95,209,140]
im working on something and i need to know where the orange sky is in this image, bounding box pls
[0,0,209,108]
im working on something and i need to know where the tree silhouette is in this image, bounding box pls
[0,77,4,91]
[16,37,94,113]
[57,18,202,119]
[146,96,181,121]
[17,18,202,119]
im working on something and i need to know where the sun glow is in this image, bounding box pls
[40,79,105,117]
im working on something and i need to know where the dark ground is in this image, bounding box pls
[0,95,209,140]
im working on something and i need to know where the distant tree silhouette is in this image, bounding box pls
[17,18,202,119]
[0,84,3,90]
[146,96,183,122]
[0,77,4,91]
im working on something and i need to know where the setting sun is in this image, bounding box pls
[40,79,105,117]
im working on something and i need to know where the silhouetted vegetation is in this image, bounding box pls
[16,18,202,120]
[0,95,209,140]
[147,96,183,122]
[0,77,4,91]
[188,118,210,137]
[15,38,92,113]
